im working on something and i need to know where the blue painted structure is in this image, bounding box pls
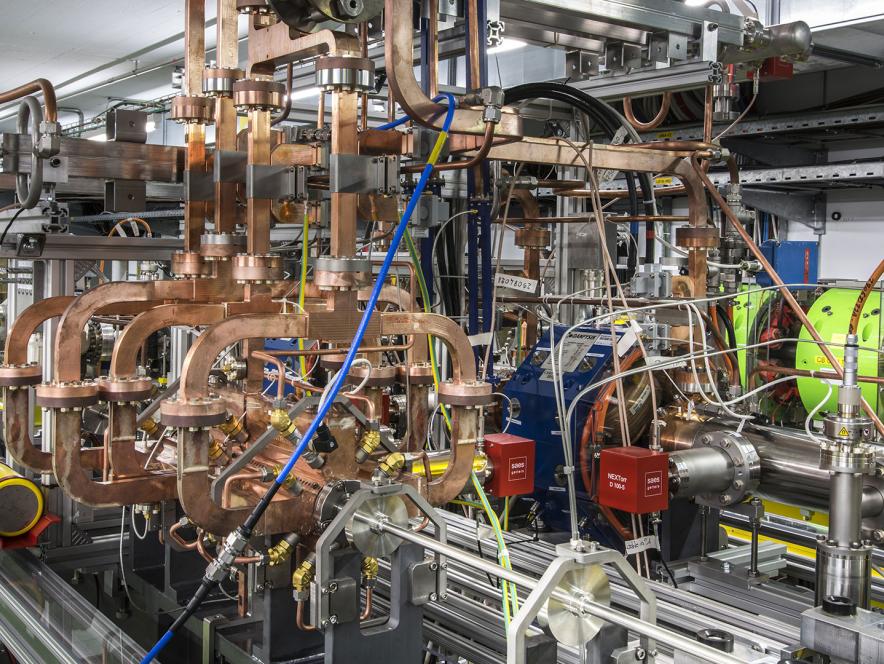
[502,325,620,537]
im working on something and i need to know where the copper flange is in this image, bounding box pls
[171,250,213,279]
[97,376,154,403]
[200,232,247,260]
[313,256,371,290]
[170,95,215,124]
[233,79,285,112]
[231,253,284,284]
[0,363,42,388]
[345,364,396,388]
[320,353,348,371]
[397,362,435,386]
[202,67,244,98]
[315,56,375,92]
[35,381,100,409]
[160,396,228,428]
[675,226,719,249]
[438,380,493,407]
[514,227,551,249]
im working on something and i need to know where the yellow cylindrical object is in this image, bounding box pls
[0,463,44,537]
[409,454,487,480]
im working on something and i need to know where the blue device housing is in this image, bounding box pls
[756,240,819,288]
[502,325,620,535]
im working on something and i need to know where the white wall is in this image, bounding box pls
[785,146,884,281]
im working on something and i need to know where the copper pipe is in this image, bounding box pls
[271,62,293,126]
[252,350,287,400]
[703,83,714,144]
[0,78,57,122]
[402,121,496,173]
[259,343,412,357]
[692,155,884,436]
[426,0,439,98]
[850,259,884,335]
[168,521,199,550]
[222,471,266,509]
[383,0,519,136]
[359,22,369,132]
[495,214,689,225]
[297,600,318,631]
[344,392,376,421]
[756,363,884,386]
[623,92,672,131]
[360,587,374,620]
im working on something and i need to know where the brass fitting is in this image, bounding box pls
[208,439,225,461]
[361,556,379,583]
[139,417,160,436]
[355,430,381,464]
[218,414,247,442]
[267,533,299,566]
[270,408,299,439]
[271,464,301,492]
[292,556,315,594]
[378,452,405,477]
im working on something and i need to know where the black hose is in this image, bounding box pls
[504,83,658,270]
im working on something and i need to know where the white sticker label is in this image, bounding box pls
[468,331,493,346]
[539,331,602,381]
[624,534,659,555]
[495,273,538,294]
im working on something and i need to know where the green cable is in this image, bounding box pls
[297,210,310,393]
[403,226,519,624]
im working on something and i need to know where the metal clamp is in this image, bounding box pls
[508,544,657,664]
[329,154,400,195]
[246,164,307,201]
[314,484,447,628]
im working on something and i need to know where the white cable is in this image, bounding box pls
[561,335,866,451]
[430,209,477,312]
[130,507,149,541]
[119,507,144,612]
[495,392,514,434]
[805,381,834,444]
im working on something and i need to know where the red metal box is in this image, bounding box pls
[597,447,668,514]
[484,433,535,497]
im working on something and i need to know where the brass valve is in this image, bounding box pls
[378,452,405,477]
[267,533,299,566]
[355,430,381,464]
[292,555,315,600]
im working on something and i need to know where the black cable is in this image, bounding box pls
[0,207,26,248]
[717,303,738,351]
[652,522,678,589]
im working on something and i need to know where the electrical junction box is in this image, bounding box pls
[597,447,668,514]
[757,240,818,288]
[484,433,535,497]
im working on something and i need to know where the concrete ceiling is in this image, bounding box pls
[0,1,248,131]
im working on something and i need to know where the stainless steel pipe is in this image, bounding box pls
[355,513,748,664]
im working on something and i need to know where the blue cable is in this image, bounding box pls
[139,93,456,664]
[375,94,454,131]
